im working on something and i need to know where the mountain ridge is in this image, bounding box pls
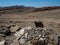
[0,5,60,14]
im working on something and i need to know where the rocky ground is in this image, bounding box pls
[0,25,58,45]
[0,6,60,45]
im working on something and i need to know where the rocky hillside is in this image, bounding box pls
[0,6,60,45]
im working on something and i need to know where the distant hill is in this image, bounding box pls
[34,6,60,12]
[0,5,35,14]
[0,5,35,11]
[0,5,60,14]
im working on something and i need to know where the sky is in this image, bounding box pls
[0,0,60,7]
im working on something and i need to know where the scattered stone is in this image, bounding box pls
[0,25,58,45]
[0,40,5,45]
[10,40,20,45]
[19,38,25,44]
[0,26,11,36]
[10,25,19,32]
[0,34,6,42]
[4,39,13,45]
